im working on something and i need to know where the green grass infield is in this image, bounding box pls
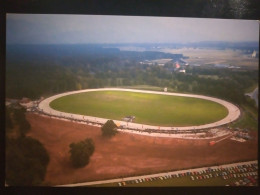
[50,90,228,126]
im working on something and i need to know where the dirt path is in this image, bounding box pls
[26,113,258,186]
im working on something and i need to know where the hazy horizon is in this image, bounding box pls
[6,40,259,45]
[7,14,259,45]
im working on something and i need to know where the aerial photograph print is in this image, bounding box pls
[5,14,258,187]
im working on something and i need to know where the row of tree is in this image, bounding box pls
[69,120,117,168]
[6,137,50,186]
[6,59,258,106]
[6,45,258,107]
[5,106,50,186]
[69,138,95,168]
[6,106,118,185]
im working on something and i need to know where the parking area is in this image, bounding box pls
[26,113,257,186]
[92,161,258,187]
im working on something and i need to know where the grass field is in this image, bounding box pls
[122,85,165,92]
[198,75,220,80]
[50,90,228,126]
[230,105,258,131]
[159,48,259,68]
[245,84,258,94]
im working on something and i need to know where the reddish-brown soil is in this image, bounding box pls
[26,113,258,186]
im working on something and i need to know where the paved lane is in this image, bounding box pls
[38,88,240,131]
[245,87,258,107]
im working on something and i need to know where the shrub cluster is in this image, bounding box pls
[101,120,118,137]
[69,138,95,168]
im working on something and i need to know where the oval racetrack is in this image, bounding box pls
[38,88,240,131]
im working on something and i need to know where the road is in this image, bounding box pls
[245,87,258,107]
[38,88,240,132]
[56,160,257,187]
[214,133,234,143]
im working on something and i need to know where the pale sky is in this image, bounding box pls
[6,14,259,44]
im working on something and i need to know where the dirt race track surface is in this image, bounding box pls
[26,113,258,186]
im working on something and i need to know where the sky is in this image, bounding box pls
[6,14,259,44]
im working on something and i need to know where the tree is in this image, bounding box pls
[5,107,13,131]
[5,137,50,186]
[13,107,27,122]
[76,82,82,90]
[12,107,31,137]
[69,138,95,168]
[19,119,31,137]
[101,120,118,137]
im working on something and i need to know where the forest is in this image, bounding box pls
[5,105,50,186]
[6,44,258,108]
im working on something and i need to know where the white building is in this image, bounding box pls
[252,50,257,58]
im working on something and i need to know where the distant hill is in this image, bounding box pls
[98,41,259,51]
[6,44,184,65]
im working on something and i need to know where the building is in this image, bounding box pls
[122,116,135,122]
[252,50,257,58]
[5,101,11,106]
[20,97,31,104]
[5,98,20,108]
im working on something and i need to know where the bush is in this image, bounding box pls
[10,107,31,136]
[5,137,50,186]
[69,138,95,168]
[101,120,118,137]
[19,119,31,136]
[5,107,13,131]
